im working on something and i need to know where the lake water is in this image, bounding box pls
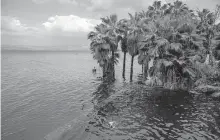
[1,51,220,140]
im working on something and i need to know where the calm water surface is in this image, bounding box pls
[1,51,220,140]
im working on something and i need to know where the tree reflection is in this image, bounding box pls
[86,82,220,140]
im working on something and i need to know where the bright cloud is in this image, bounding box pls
[1,16,39,35]
[42,15,101,32]
[1,16,26,32]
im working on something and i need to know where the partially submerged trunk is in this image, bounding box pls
[206,36,215,66]
[112,50,115,80]
[102,64,106,79]
[142,64,143,74]
[122,52,126,79]
[143,64,148,80]
[130,55,134,82]
[147,57,154,80]
[205,54,210,65]
[103,62,115,82]
[144,57,154,85]
[205,53,215,66]
[142,55,149,80]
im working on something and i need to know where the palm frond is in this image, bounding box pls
[174,0,183,9]
[88,31,97,40]
[138,52,147,64]
[128,13,134,20]
[183,67,197,80]
[101,17,110,25]
[153,0,161,10]
[168,43,183,57]
[110,14,118,25]
[163,59,174,67]
[127,35,139,56]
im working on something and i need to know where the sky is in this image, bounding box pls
[1,0,220,50]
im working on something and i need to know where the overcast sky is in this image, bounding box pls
[1,0,220,49]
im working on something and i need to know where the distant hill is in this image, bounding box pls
[1,45,90,52]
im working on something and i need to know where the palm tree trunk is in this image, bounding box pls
[102,66,105,79]
[208,37,212,65]
[208,36,214,66]
[209,46,214,66]
[143,64,147,80]
[102,65,106,79]
[130,55,134,82]
[122,52,126,79]
[112,50,115,80]
[142,64,143,74]
[143,52,147,80]
[205,54,210,65]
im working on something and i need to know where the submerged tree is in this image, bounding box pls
[88,0,220,89]
[197,5,220,65]
[88,23,119,81]
[126,12,143,81]
[100,14,120,79]
[136,1,208,89]
[117,19,129,79]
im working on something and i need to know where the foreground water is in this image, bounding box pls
[2,51,220,140]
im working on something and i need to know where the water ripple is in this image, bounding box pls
[2,52,220,140]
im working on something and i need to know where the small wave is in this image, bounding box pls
[44,115,89,140]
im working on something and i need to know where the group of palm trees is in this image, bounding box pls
[88,0,220,89]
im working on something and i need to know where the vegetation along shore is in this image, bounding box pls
[88,0,220,97]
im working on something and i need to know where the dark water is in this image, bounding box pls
[1,51,220,140]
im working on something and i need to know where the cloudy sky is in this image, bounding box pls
[1,0,220,50]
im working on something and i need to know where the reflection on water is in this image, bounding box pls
[52,80,220,140]
[2,51,220,140]
[82,83,220,140]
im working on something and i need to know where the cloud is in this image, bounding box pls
[87,0,114,11]
[32,0,78,5]
[42,15,101,33]
[1,16,39,35]
[32,0,50,4]
[57,0,78,5]
[116,7,136,18]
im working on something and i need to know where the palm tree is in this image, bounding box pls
[88,0,220,87]
[197,5,220,65]
[136,1,205,89]
[88,24,119,80]
[146,0,175,19]
[127,33,140,82]
[88,24,108,78]
[147,0,164,19]
[117,19,129,79]
[100,14,119,80]
[127,12,142,81]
